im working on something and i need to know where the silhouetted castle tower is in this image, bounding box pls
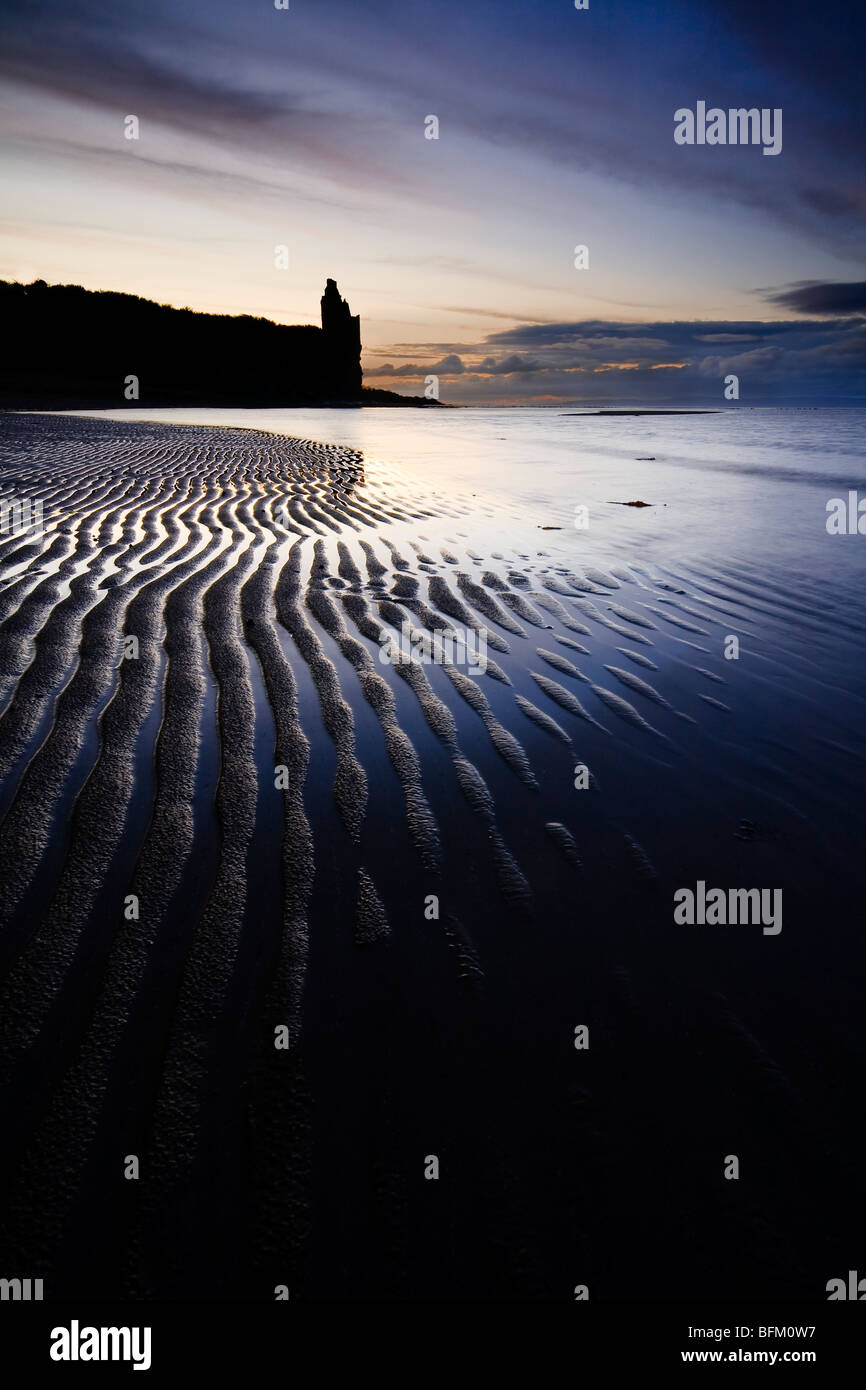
[320,278,362,398]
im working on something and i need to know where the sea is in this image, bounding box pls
[67,403,866,579]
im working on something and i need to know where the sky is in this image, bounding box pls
[1,0,864,404]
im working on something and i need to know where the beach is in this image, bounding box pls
[0,407,864,1299]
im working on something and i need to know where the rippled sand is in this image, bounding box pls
[1,413,864,1299]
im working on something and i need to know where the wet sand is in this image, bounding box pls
[0,412,864,1299]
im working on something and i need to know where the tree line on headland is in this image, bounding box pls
[0,277,436,408]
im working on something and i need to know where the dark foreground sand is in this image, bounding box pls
[0,413,863,1299]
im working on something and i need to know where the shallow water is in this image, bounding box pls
[64,403,866,577]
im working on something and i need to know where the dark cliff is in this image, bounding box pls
[0,278,369,407]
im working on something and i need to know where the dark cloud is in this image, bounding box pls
[484,322,694,349]
[476,354,542,375]
[372,353,465,377]
[370,314,866,404]
[762,281,866,315]
[693,333,761,343]
[800,188,863,218]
